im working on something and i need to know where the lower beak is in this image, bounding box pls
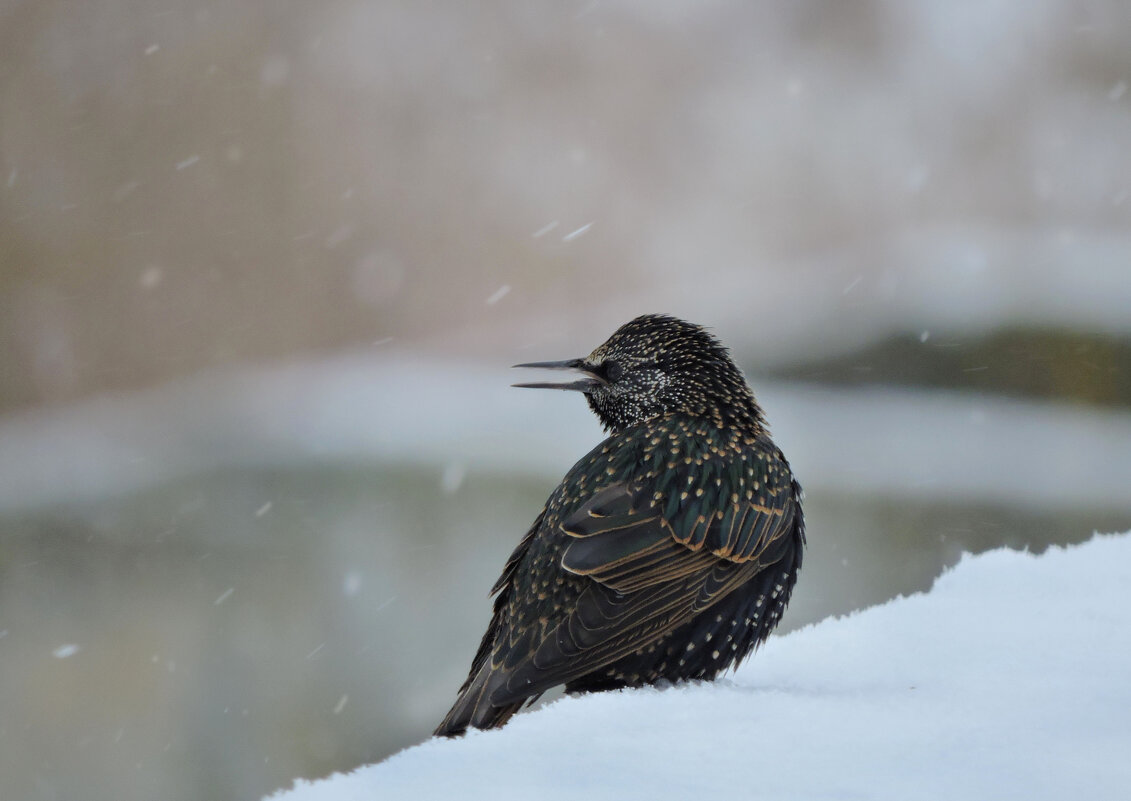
[512,358,602,392]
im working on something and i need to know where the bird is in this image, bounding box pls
[434,314,805,736]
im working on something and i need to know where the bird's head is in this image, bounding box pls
[514,314,763,433]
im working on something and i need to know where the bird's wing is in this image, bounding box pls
[492,447,798,703]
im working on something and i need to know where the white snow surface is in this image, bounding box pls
[270,532,1131,801]
[3,353,1131,515]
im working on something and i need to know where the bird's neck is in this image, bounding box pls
[609,400,766,440]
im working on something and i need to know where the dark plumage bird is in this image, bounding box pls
[435,314,805,736]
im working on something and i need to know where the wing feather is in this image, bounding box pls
[486,440,798,704]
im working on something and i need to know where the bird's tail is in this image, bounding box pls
[434,662,524,737]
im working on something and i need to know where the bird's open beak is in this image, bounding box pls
[512,358,603,392]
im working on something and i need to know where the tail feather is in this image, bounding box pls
[433,662,524,737]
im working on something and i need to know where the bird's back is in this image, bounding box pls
[435,412,804,735]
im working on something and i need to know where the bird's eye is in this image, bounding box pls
[603,361,624,382]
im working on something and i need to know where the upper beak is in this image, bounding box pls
[511,358,602,392]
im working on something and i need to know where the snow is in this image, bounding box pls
[440,463,467,494]
[270,532,1131,801]
[2,354,1129,516]
[561,221,594,241]
[341,572,362,597]
[622,226,1131,365]
[484,285,511,305]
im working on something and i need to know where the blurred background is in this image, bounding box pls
[2,1,1130,799]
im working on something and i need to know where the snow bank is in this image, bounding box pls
[3,354,1131,514]
[270,532,1131,801]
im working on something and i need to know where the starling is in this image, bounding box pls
[435,314,804,736]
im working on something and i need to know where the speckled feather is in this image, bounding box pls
[435,315,805,736]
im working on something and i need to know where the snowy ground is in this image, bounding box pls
[3,352,1131,515]
[271,532,1131,801]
